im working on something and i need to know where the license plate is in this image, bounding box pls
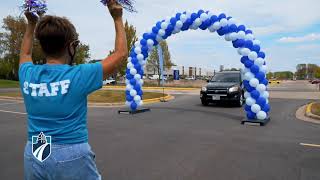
[212,95,220,100]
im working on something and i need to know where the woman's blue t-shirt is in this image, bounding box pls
[19,62,103,144]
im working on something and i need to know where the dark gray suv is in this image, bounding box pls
[200,71,244,107]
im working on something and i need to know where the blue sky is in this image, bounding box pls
[1,0,320,72]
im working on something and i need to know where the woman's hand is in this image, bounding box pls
[24,12,40,25]
[107,0,123,20]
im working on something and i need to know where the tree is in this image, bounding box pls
[146,40,175,86]
[0,15,90,80]
[315,67,320,79]
[266,72,273,79]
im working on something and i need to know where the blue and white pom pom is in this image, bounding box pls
[22,0,47,17]
[101,0,137,13]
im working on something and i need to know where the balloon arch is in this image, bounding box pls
[124,10,270,120]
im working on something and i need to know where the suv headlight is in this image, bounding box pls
[201,87,207,92]
[229,86,239,93]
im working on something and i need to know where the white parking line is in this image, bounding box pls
[0,102,22,106]
[300,143,320,148]
[0,109,26,115]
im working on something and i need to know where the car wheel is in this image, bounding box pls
[201,99,209,106]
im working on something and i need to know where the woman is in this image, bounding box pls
[19,1,127,179]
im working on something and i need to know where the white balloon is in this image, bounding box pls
[134,95,141,102]
[246,97,256,106]
[125,101,131,106]
[248,51,258,61]
[139,79,144,85]
[200,13,209,22]
[194,18,202,27]
[230,32,238,41]
[246,34,254,40]
[244,91,251,98]
[240,48,251,56]
[147,39,154,46]
[127,62,134,69]
[137,100,143,106]
[237,31,246,39]
[158,29,165,36]
[243,67,250,73]
[134,41,141,48]
[228,18,237,25]
[256,84,266,93]
[134,47,141,54]
[257,111,267,120]
[251,104,261,113]
[137,54,144,61]
[156,35,163,42]
[130,68,137,75]
[208,25,216,32]
[253,39,261,45]
[219,18,228,27]
[261,65,268,73]
[262,91,269,99]
[126,84,133,91]
[254,58,265,67]
[224,34,232,41]
[130,90,137,97]
[134,74,141,80]
[249,78,259,87]
[125,79,129,84]
[176,21,183,29]
[244,72,254,81]
[161,22,168,29]
[212,22,221,30]
[180,14,187,23]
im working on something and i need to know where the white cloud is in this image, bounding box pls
[278,33,320,43]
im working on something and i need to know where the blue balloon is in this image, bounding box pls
[126,95,133,101]
[199,19,211,30]
[244,59,254,68]
[138,69,144,76]
[131,102,138,111]
[152,27,159,34]
[140,39,147,46]
[245,40,253,49]
[227,16,232,20]
[256,71,265,82]
[130,51,137,58]
[262,79,269,86]
[142,52,148,59]
[241,56,249,64]
[246,85,255,92]
[191,13,198,21]
[134,84,141,91]
[156,21,162,29]
[250,90,260,99]
[245,30,253,34]
[218,13,226,20]
[170,17,177,26]
[166,24,174,33]
[126,74,133,80]
[262,104,270,113]
[217,26,229,36]
[245,105,251,112]
[238,25,246,32]
[130,79,136,85]
[197,10,205,16]
[232,39,245,48]
[258,51,266,59]
[250,65,260,74]
[229,24,238,32]
[137,90,143,96]
[131,57,138,64]
[257,97,267,107]
[175,13,182,20]
[247,111,256,119]
[134,64,141,71]
[143,33,149,40]
[210,15,218,23]
[125,90,130,96]
[141,46,149,53]
[252,45,260,53]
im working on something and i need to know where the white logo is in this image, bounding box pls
[32,132,52,162]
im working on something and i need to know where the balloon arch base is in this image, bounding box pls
[118,108,151,115]
[241,116,271,126]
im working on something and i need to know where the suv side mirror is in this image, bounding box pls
[206,80,210,83]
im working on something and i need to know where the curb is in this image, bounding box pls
[103,86,199,91]
[0,95,175,107]
[306,103,320,120]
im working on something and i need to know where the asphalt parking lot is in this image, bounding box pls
[0,81,319,180]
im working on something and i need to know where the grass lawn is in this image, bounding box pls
[0,90,165,103]
[311,103,320,116]
[0,79,20,88]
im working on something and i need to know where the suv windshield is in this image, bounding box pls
[210,73,240,82]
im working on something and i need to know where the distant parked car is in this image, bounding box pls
[311,79,320,84]
[185,77,195,80]
[269,79,281,84]
[103,78,116,85]
[149,75,167,80]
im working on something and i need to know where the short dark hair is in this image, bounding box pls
[35,15,78,58]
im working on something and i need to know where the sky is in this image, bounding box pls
[1,0,320,72]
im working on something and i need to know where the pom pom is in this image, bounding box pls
[22,0,47,17]
[101,0,137,13]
